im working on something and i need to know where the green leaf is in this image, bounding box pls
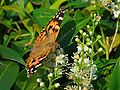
[24,68,48,90]
[2,4,20,13]
[0,60,19,90]
[15,68,46,90]
[14,69,28,90]
[30,0,50,8]
[33,8,57,27]
[33,23,41,33]
[111,33,120,49]
[11,44,29,57]
[58,17,76,48]
[26,2,34,14]
[0,44,25,65]
[66,1,90,8]
[0,6,4,18]
[14,62,49,90]
[3,35,11,46]
[50,0,67,9]
[0,19,13,28]
[19,0,27,18]
[101,19,115,29]
[71,16,90,41]
[73,10,85,20]
[21,18,34,33]
[109,58,120,90]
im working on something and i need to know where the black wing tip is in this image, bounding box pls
[53,6,67,20]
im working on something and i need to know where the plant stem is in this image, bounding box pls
[0,0,4,6]
[109,20,119,53]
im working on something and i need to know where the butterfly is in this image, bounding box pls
[26,7,67,78]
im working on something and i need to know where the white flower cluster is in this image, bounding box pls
[64,85,80,90]
[68,46,97,90]
[91,0,120,18]
[36,46,69,89]
[65,30,98,90]
[55,48,69,66]
[110,2,120,18]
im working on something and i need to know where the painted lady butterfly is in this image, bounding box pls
[26,7,66,78]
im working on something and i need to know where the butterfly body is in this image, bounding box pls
[26,7,66,77]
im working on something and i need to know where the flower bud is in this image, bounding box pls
[83,32,86,36]
[40,82,45,87]
[79,30,83,34]
[48,73,53,78]
[98,47,103,52]
[54,83,60,88]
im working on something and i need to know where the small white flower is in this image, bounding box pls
[86,25,90,29]
[70,65,79,72]
[77,46,82,53]
[90,64,97,80]
[75,35,78,38]
[88,48,92,53]
[94,13,96,17]
[89,41,92,45]
[118,0,120,2]
[75,37,80,42]
[113,5,118,10]
[98,47,103,52]
[89,31,93,35]
[64,85,79,90]
[60,48,64,53]
[36,78,41,83]
[79,30,83,34]
[78,57,82,63]
[96,15,101,22]
[48,73,53,77]
[40,82,45,87]
[73,53,80,60]
[113,10,120,18]
[110,2,115,7]
[83,32,86,36]
[92,75,97,80]
[55,54,66,64]
[84,46,89,52]
[84,58,89,64]
[54,83,60,88]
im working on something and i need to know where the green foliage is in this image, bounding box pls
[109,59,120,90]
[0,0,120,90]
[0,61,19,90]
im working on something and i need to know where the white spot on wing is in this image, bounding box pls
[35,63,42,68]
[34,70,37,73]
[30,68,33,72]
[62,10,65,13]
[58,17,63,20]
[56,15,59,18]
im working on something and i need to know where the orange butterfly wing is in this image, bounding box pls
[26,8,66,77]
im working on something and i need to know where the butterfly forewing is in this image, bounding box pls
[26,7,66,77]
